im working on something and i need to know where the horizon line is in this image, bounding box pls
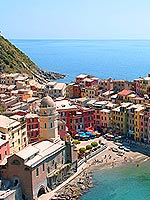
[10,38,150,41]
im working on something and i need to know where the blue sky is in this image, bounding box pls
[1,0,150,39]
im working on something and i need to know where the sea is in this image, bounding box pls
[82,161,150,200]
[11,39,150,83]
[11,39,150,199]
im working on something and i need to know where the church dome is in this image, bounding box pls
[41,96,55,107]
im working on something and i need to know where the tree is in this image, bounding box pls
[86,145,92,150]
[79,147,86,154]
[73,140,80,145]
[91,141,98,147]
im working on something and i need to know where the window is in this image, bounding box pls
[42,163,45,171]
[30,118,33,122]
[47,166,50,173]
[36,168,39,176]
[50,123,53,128]
[45,123,46,128]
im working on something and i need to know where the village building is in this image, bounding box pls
[25,113,40,143]
[0,133,10,163]
[0,139,77,200]
[0,115,28,154]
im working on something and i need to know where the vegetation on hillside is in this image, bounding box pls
[0,35,38,75]
[0,35,66,83]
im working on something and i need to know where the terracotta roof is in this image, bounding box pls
[118,89,133,96]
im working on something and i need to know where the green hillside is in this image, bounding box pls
[0,35,66,83]
[0,35,38,75]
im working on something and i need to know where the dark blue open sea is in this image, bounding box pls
[11,40,150,83]
[11,39,150,199]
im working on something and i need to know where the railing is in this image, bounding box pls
[77,145,107,167]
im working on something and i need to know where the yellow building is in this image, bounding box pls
[140,77,150,95]
[84,85,99,99]
[0,115,28,154]
[134,106,144,141]
[111,103,132,134]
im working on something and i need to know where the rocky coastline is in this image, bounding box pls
[51,170,93,200]
[37,69,66,81]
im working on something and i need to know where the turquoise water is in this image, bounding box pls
[82,161,150,200]
[11,40,150,83]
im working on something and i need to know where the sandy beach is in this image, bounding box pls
[39,137,150,200]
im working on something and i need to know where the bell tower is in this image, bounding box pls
[39,95,60,141]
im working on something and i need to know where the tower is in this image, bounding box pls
[38,95,59,141]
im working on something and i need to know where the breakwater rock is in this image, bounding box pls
[51,171,93,200]
[38,69,66,81]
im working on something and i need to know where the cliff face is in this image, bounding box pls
[0,35,66,83]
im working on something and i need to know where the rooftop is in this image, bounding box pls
[56,100,77,110]
[53,82,66,90]
[118,89,133,96]
[25,113,38,118]
[76,74,87,79]
[16,140,65,167]
[0,115,20,129]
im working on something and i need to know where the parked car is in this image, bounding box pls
[124,147,130,152]
[117,151,124,156]
[118,145,124,150]
[112,147,118,152]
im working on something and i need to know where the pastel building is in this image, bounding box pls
[111,103,132,135]
[56,100,83,135]
[1,140,77,199]
[45,82,66,98]
[99,78,113,91]
[73,84,81,98]
[66,83,74,98]
[25,113,40,143]
[134,105,145,141]
[126,104,144,140]
[0,133,10,163]
[140,105,150,143]
[56,100,94,135]
[38,96,59,141]
[0,115,28,154]
[112,80,133,92]
[5,73,19,85]
[76,74,88,84]
[10,115,28,150]
[134,74,150,96]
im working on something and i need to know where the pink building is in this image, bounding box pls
[0,135,10,163]
[76,74,88,84]
[58,120,67,140]
[94,108,111,133]
[134,78,141,95]
[99,109,111,133]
